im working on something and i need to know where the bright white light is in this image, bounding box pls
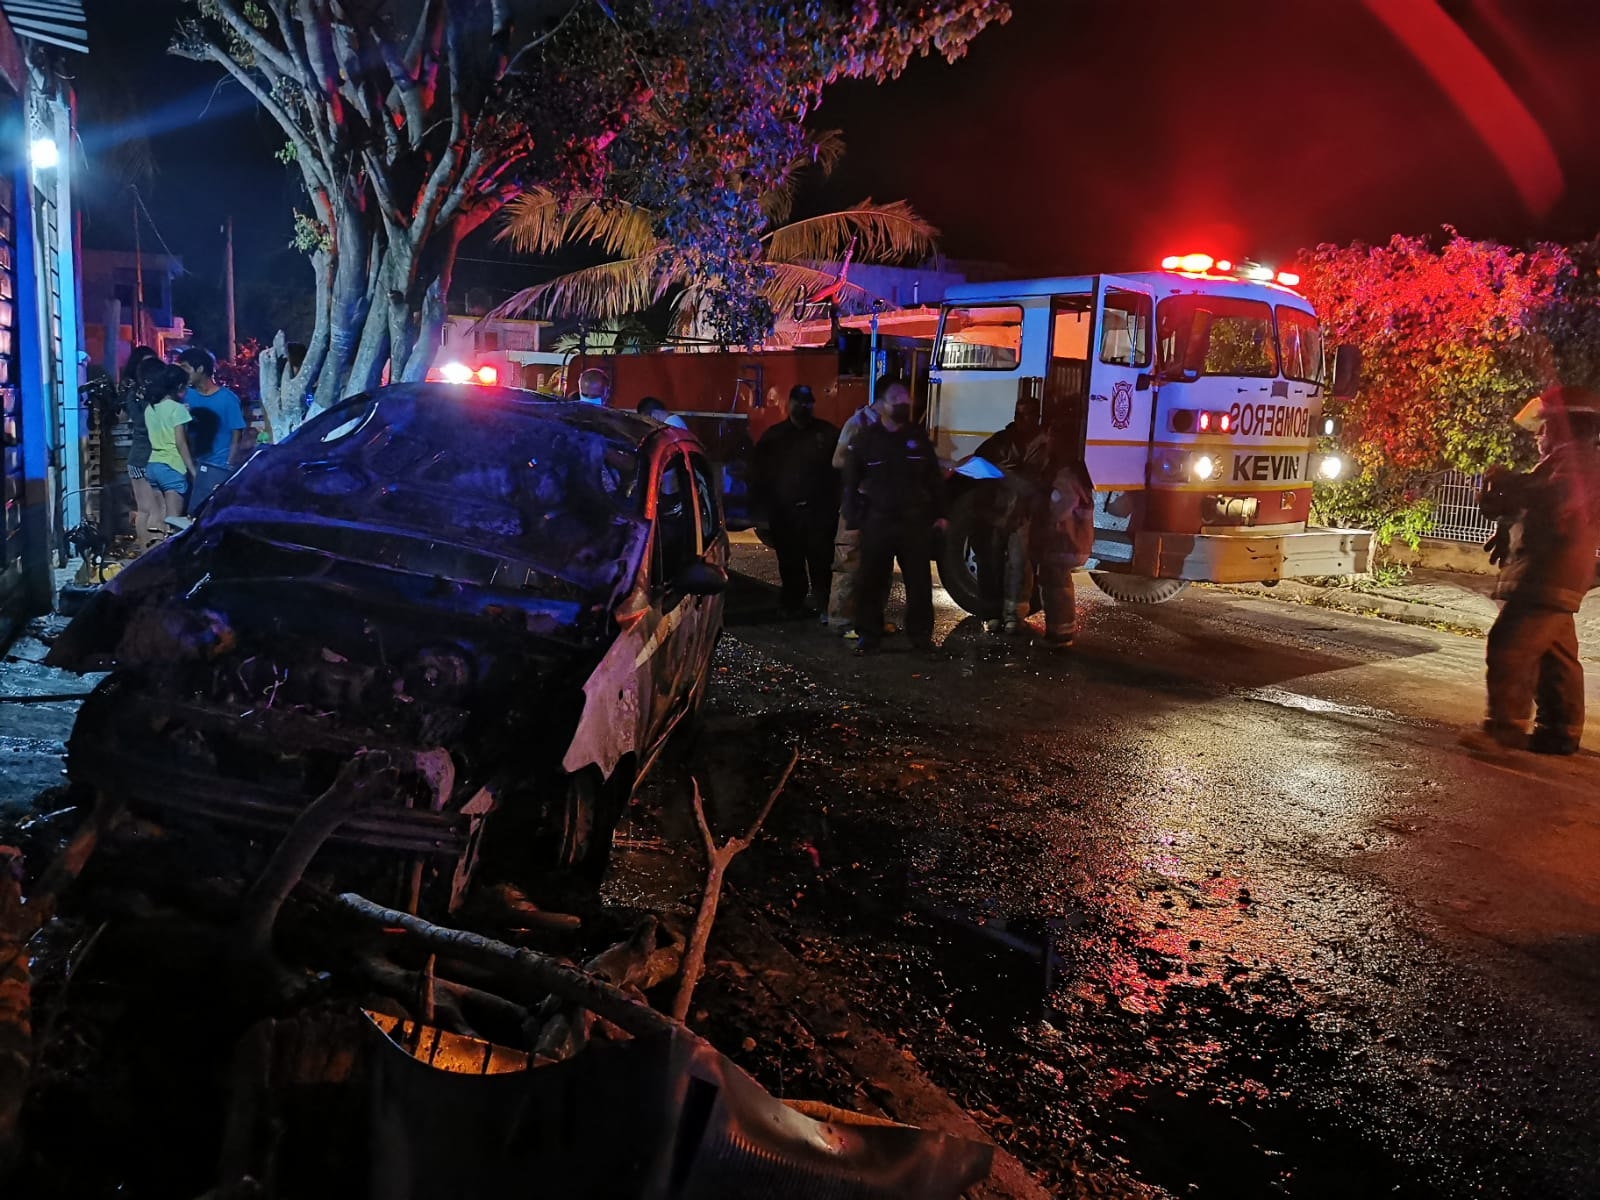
[30,137,59,170]
[439,361,472,384]
[1193,454,1217,481]
[1318,455,1344,481]
[1240,264,1274,281]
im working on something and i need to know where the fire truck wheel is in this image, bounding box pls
[1087,572,1190,604]
[934,491,983,616]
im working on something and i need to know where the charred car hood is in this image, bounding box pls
[48,513,623,685]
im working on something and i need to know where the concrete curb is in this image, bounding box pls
[1213,581,1494,636]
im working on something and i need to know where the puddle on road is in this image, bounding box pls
[882,894,1445,1199]
[1236,686,1432,726]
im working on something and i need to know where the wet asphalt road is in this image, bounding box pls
[692,541,1600,1198]
[5,554,1600,1198]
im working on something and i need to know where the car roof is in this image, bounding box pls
[370,382,683,451]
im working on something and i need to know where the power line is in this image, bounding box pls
[129,185,183,272]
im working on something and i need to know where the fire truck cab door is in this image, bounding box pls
[1085,276,1157,491]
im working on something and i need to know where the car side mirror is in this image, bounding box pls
[671,559,728,597]
[1331,344,1361,399]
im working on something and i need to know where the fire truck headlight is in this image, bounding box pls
[1193,454,1218,481]
[1317,454,1344,481]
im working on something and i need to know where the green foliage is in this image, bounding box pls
[1360,559,1414,589]
[1534,237,1600,392]
[1300,231,1564,478]
[290,210,330,254]
[1312,468,1434,550]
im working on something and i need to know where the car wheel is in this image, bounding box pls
[558,768,626,885]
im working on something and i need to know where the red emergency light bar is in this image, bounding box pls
[432,361,500,386]
[1159,254,1302,289]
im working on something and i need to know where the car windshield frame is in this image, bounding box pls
[227,389,650,596]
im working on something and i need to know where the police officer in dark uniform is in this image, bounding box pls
[1462,385,1600,755]
[842,377,946,655]
[754,385,841,617]
[973,394,1050,634]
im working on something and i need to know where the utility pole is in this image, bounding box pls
[131,196,144,348]
[223,215,237,361]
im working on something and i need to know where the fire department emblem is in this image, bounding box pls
[1110,380,1134,430]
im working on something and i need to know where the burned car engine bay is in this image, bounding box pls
[48,385,710,914]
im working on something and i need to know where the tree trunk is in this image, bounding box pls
[258,211,464,442]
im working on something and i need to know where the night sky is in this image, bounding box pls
[76,0,1600,346]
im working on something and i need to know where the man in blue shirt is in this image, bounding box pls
[177,347,248,509]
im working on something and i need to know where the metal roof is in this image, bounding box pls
[943,271,1311,307]
[2,0,87,53]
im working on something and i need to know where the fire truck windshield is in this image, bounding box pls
[1275,306,1325,384]
[1157,295,1277,378]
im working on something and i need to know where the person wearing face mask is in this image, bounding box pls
[842,377,946,655]
[574,367,611,405]
[754,384,841,618]
[1461,385,1600,756]
[826,383,895,634]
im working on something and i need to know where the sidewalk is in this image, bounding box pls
[1217,569,1600,660]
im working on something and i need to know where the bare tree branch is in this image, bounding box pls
[200,42,333,196]
[207,0,301,81]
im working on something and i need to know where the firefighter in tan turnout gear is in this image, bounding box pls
[1461,385,1600,756]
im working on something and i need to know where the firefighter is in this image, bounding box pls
[1029,419,1096,648]
[972,394,1051,634]
[826,384,894,635]
[842,377,946,655]
[754,385,841,617]
[1461,385,1600,755]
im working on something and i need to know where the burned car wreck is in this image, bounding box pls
[48,383,729,910]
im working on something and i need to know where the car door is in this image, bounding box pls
[683,450,729,686]
[638,446,702,750]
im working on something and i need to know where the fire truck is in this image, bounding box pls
[486,254,1368,612]
[927,255,1370,609]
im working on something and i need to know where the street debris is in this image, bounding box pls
[0,743,992,1198]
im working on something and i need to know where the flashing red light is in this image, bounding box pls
[1215,259,1233,272]
[475,364,499,385]
[1198,411,1213,432]
[1161,255,1181,270]
[1219,413,1232,432]
[1276,271,1300,287]
[1178,253,1215,273]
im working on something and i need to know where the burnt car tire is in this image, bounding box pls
[482,767,629,892]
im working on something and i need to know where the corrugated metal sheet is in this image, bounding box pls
[1,1,87,54]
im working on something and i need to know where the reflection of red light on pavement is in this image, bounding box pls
[1361,0,1562,215]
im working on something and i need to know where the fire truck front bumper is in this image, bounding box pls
[1131,525,1372,584]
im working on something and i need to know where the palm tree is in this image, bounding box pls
[489,132,938,337]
